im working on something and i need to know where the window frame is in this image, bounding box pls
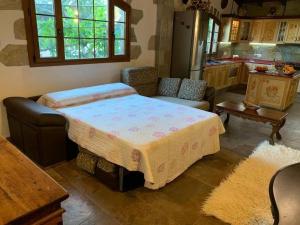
[22,0,131,67]
[206,16,220,57]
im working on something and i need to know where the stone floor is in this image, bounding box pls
[46,91,300,225]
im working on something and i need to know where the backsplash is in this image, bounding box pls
[218,43,300,63]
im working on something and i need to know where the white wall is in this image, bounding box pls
[0,0,157,137]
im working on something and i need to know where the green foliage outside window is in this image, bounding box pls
[34,0,126,60]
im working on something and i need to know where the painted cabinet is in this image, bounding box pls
[239,20,252,42]
[285,20,300,43]
[260,20,278,43]
[203,63,242,90]
[245,73,300,111]
[221,17,240,43]
[249,20,263,42]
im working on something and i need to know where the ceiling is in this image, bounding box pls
[234,0,288,6]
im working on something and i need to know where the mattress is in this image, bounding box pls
[39,83,225,189]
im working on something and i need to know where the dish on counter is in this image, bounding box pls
[283,65,296,75]
[255,66,268,73]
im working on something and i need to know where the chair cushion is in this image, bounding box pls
[158,78,181,97]
[178,79,207,101]
[153,96,210,111]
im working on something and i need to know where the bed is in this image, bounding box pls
[38,83,225,189]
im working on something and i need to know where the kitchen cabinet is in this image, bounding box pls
[260,20,279,43]
[245,73,300,110]
[203,63,242,90]
[277,21,288,43]
[249,20,263,42]
[285,20,300,43]
[239,20,252,42]
[221,17,240,42]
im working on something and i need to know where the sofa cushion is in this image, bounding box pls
[178,79,207,101]
[152,96,210,111]
[121,67,158,86]
[158,78,181,97]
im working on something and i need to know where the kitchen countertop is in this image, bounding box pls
[249,70,300,79]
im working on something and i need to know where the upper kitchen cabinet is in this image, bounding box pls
[260,20,279,43]
[249,20,263,42]
[221,17,240,42]
[277,21,288,43]
[285,20,300,43]
[239,20,252,42]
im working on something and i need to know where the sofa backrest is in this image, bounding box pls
[121,67,158,97]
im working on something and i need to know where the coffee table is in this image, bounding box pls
[216,101,288,145]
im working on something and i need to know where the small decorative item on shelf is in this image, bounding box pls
[187,0,211,11]
[256,66,268,73]
[243,100,260,111]
[283,64,296,75]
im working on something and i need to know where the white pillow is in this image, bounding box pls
[38,83,136,108]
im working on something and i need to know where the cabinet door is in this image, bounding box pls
[259,79,286,109]
[239,21,251,42]
[250,21,263,42]
[230,19,240,42]
[203,68,216,87]
[296,25,300,43]
[261,20,278,43]
[285,21,299,43]
[276,21,288,43]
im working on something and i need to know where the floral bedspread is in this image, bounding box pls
[56,94,225,189]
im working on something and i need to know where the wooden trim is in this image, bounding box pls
[22,0,131,67]
[222,14,300,20]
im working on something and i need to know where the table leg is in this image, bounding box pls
[276,118,286,140]
[270,118,286,145]
[224,113,230,125]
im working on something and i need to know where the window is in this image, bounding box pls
[22,0,131,66]
[206,17,220,56]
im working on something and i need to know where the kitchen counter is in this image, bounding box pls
[245,71,300,110]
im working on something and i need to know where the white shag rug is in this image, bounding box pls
[202,142,300,225]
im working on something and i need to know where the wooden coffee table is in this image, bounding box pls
[216,101,288,145]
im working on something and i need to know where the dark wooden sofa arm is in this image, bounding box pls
[3,97,68,167]
[204,86,216,112]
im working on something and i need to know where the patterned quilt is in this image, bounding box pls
[39,83,225,189]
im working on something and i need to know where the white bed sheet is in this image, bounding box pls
[57,94,225,189]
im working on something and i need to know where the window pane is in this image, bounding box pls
[214,23,219,33]
[80,39,94,58]
[114,22,125,39]
[114,39,125,55]
[62,0,78,18]
[79,20,94,38]
[64,38,79,59]
[114,6,125,22]
[94,0,108,21]
[95,21,108,38]
[213,32,219,43]
[78,0,93,19]
[212,42,217,53]
[63,18,79,37]
[206,42,211,53]
[35,0,54,15]
[36,15,56,37]
[207,31,212,43]
[95,39,108,58]
[38,37,57,58]
[208,18,213,33]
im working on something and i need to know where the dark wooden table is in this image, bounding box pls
[216,101,288,145]
[0,136,69,225]
[269,163,300,225]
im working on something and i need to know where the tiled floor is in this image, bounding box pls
[47,92,300,225]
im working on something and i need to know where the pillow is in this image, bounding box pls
[157,78,181,97]
[178,79,207,101]
[37,83,136,108]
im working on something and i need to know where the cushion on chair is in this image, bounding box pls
[157,78,181,97]
[178,79,207,101]
[153,96,210,110]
